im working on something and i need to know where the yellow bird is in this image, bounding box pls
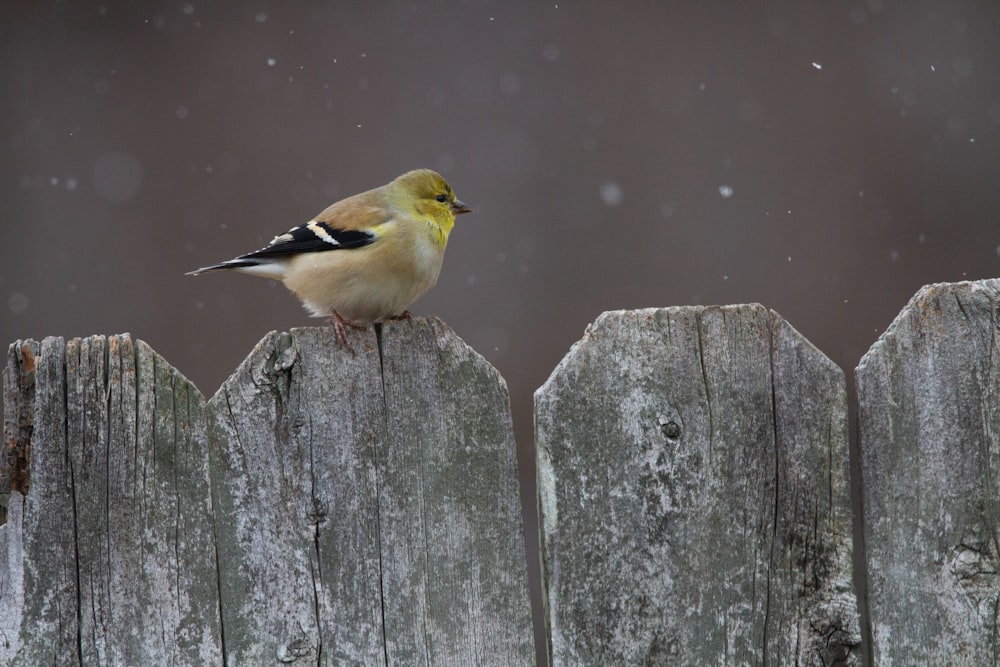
[188,169,472,347]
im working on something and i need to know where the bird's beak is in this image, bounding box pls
[451,199,473,215]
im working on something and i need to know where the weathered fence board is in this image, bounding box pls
[857,279,1000,664]
[535,305,859,665]
[1,335,222,666]
[377,318,533,664]
[1,318,533,666]
[209,321,534,665]
[4,337,78,665]
[208,326,388,665]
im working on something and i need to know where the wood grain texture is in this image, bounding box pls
[378,318,534,665]
[2,320,533,665]
[207,319,533,665]
[208,326,387,665]
[857,279,1000,665]
[536,306,859,666]
[0,338,38,662]
[0,334,222,667]
[2,337,75,666]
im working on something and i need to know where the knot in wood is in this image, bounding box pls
[660,419,682,439]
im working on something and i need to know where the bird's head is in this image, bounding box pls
[393,169,472,239]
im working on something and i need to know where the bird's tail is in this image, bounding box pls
[186,258,286,279]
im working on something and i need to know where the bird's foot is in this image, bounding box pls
[385,310,412,321]
[329,312,366,354]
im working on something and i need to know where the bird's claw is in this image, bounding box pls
[329,311,365,354]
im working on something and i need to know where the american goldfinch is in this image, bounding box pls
[188,169,472,347]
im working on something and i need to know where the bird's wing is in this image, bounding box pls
[240,199,392,260]
[238,219,376,260]
[186,197,395,276]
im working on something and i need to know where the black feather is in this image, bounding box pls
[241,222,375,259]
[186,259,261,275]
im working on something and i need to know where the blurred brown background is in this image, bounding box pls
[4,1,999,662]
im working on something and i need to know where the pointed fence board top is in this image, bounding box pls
[857,279,1000,665]
[535,305,859,666]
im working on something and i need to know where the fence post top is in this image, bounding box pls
[857,278,1000,372]
[536,303,837,400]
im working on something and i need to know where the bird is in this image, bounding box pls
[188,168,472,349]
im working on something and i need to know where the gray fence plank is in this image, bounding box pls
[857,279,1000,665]
[3,337,77,665]
[0,338,37,662]
[0,334,222,667]
[208,319,534,666]
[378,318,534,665]
[536,306,859,665]
[208,327,388,665]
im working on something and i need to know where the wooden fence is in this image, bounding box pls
[2,279,999,665]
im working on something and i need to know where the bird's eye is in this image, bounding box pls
[435,194,448,203]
